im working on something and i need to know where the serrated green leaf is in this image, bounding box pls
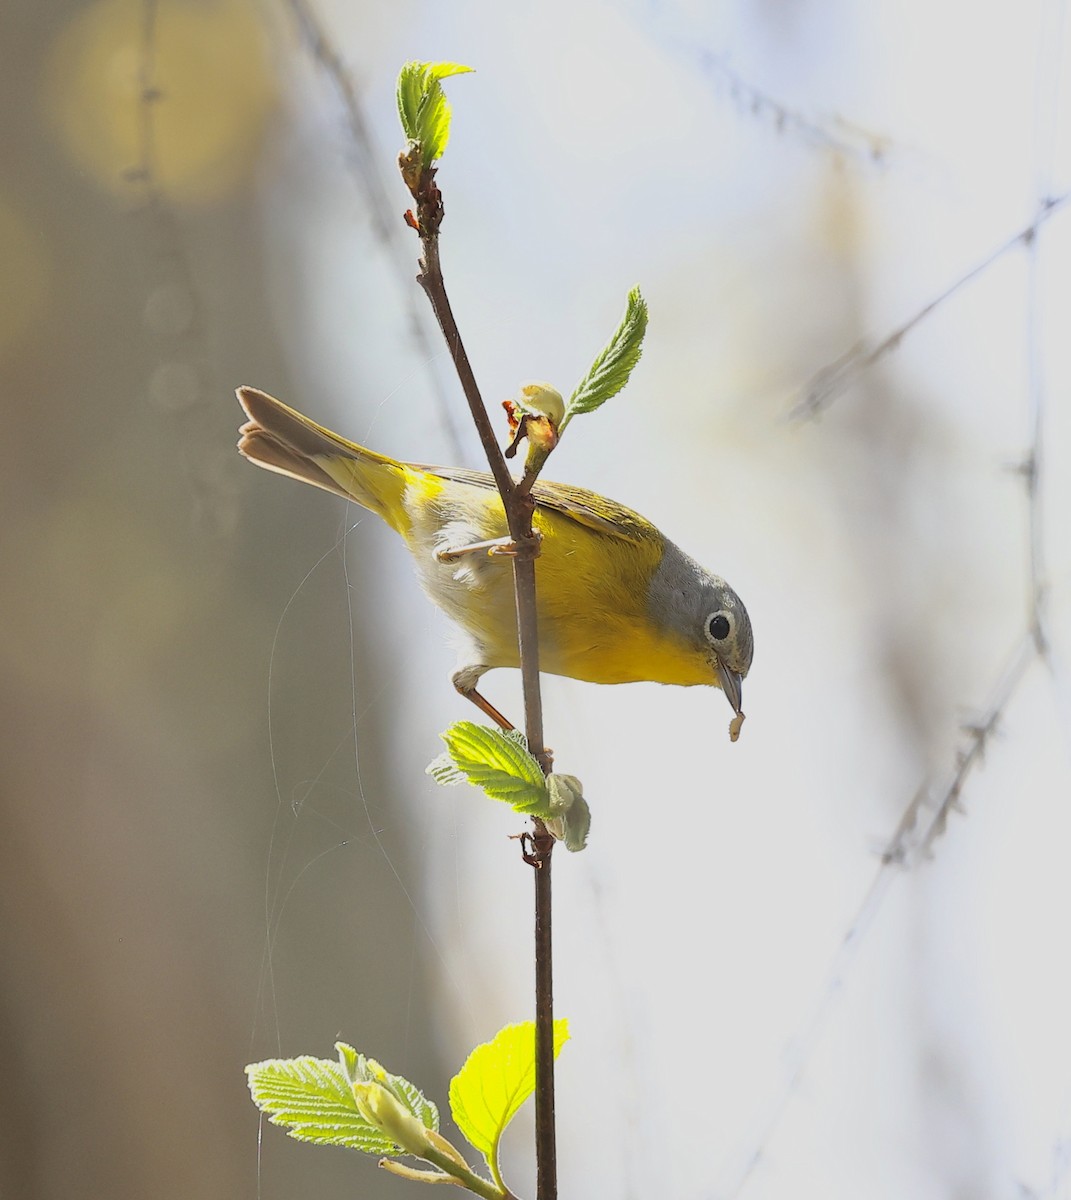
[336,1043,440,1133]
[561,286,648,433]
[385,1068,441,1132]
[426,752,467,786]
[449,1021,570,1181]
[247,1049,439,1157]
[436,721,549,813]
[246,1056,399,1154]
[396,61,474,167]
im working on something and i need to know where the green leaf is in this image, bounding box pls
[561,286,649,433]
[246,1056,400,1154]
[245,1049,439,1156]
[336,1044,440,1133]
[449,1021,570,1182]
[427,722,549,814]
[426,752,467,787]
[397,61,474,167]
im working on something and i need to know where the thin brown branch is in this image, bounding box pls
[415,237,518,508]
[531,826,556,1200]
[408,196,557,1199]
[792,191,1071,420]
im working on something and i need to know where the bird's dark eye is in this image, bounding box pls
[707,612,731,642]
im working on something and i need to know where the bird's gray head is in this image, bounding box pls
[647,540,754,720]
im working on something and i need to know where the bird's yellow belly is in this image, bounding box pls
[402,476,711,687]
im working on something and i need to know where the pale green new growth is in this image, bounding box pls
[428,727,590,850]
[450,1021,571,1192]
[245,1055,407,1154]
[513,381,565,424]
[397,61,474,167]
[337,1043,440,1133]
[247,1029,573,1200]
[560,285,648,433]
[427,722,549,814]
[545,773,591,852]
[244,1045,438,1156]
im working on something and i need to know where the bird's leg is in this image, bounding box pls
[435,530,542,563]
[456,683,516,732]
[453,678,555,765]
[452,664,515,730]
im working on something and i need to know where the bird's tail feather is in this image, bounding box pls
[236,386,412,533]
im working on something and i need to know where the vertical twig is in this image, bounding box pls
[411,214,557,1195]
[532,831,555,1200]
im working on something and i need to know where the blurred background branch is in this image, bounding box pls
[284,0,467,461]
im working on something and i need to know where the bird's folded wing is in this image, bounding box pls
[415,463,655,546]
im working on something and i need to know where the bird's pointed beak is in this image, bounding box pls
[716,658,746,742]
[716,658,743,715]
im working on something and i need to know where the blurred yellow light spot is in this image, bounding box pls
[0,196,51,358]
[42,0,277,206]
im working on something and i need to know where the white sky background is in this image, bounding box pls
[255,1,1071,1197]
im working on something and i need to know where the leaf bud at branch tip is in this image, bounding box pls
[502,382,564,475]
[516,381,565,426]
[351,1081,433,1159]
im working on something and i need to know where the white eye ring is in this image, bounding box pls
[705,611,733,644]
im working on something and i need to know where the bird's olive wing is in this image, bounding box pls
[414,463,655,545]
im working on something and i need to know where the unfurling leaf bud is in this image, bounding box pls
[351,1081,433,1159]
[544,773,590,852]
[516,381,565,427]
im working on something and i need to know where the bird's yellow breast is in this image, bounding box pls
[398,470,713,687]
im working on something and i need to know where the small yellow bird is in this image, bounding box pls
[236,386,753,738]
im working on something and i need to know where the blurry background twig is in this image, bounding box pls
[284,0,467,461]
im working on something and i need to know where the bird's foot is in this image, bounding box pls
[435,531,542,563]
